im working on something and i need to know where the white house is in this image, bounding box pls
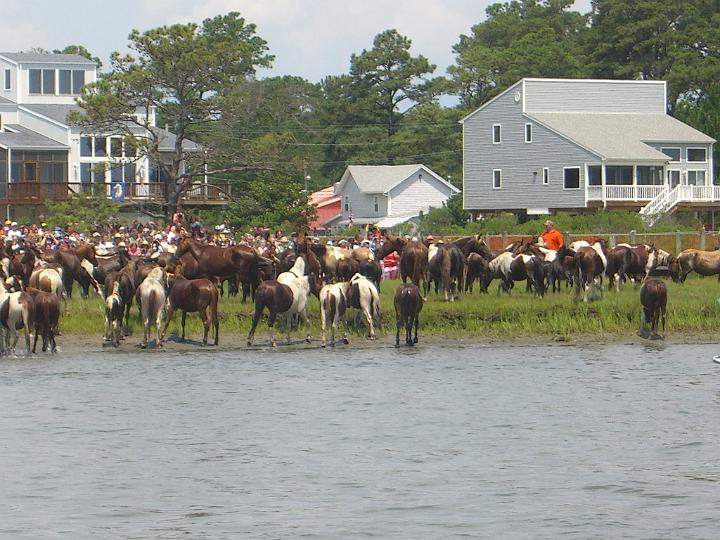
[461,78,716,225]
[326,164,460,229]
[0,51,218,222]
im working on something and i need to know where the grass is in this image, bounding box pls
[59,274,720,344]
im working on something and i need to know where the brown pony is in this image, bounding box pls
[25,287,60,353]
[671,249,720,283]
[465,252,489,293]
[176,237,261,299]
[162,275,219,345]
[638,278,667,339]
[379,235,428,291]
[394,283,423,346]
[50,246,100,297]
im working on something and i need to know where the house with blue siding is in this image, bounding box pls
[461,78,716,225]
[326,164,460,229]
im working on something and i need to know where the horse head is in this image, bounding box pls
[308,272,323,299]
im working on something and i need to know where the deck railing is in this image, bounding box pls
[0,181,231,204]
[586,184,666,201]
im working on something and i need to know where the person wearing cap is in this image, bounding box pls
[540,219,564,251]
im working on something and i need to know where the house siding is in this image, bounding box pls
[463,87,599,212]
[524,79,666,114]
[389,171,456,216]
[647,143,714,184]
[338,177,388,220]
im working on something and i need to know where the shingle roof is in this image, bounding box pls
[0,52,96,65]
[0,95,13,104]
[155,127,200,152]
[21,103,79,125]
[527,112,715,161]
[344,164,426,193]
[0,124,68,149]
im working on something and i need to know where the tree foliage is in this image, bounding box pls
[45,194,121,232]
[53,45,103,69]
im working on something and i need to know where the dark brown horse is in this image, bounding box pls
[380,235,428,292]
[50,246,100,297]
[465,252,489,293]
[176,237,261,299]
[638,278,667,339]
[104,261,136,336]
[162,275,219,345]
[428,242,465,301]
[394,283,423,346]
[25,287,60,353]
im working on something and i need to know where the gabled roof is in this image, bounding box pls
[527,112,715,161]
[0,124,68,149]
[21,103,79,126]
[337,164,459,195]
[0,52,96,66]
[310,186,340,207]
[0,96,13,104]
[459,80,523,124]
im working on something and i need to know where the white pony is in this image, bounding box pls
[0,280,34,355]
[136,266,167,348]
[29,266,67,311]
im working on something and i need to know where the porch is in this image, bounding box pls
[0,181,232,206]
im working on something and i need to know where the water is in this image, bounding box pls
[1,343,719,539]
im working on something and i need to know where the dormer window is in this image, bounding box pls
[29,68,56,95]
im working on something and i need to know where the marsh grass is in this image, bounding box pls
[60,275,720,344]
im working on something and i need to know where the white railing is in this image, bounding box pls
[586,184,666,201]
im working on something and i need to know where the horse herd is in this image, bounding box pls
[0,231,717,354]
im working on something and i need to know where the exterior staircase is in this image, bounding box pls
[640,185,720,226]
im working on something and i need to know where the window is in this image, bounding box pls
[687,148,707,162]
[110,164,123,182]
[661,147,681,162]
[80,136,93,157]
[80,163,92,183]
[492,124,501,144]
[94,137,107,157]
[3,69,10,91]
[23,162,38,182]
[124,162,136,182]
[525,123,532,143]
[637,166,663,185]
[687,170,706,185]
[373,196,379,213]
[605,166,633,185]
[543,167,549,185]
[42,69,55,94]
[72,70,85,94]
[110,137,122,157]
[493,169,502,189]
[344,196,349,212]
[59,70,71,94]
[563,167,580,189]
[29,69,41,94]
[588,165,601,186]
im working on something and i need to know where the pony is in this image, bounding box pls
[136,266,168,349]
[25,287,60,353]
[614,244,658,285]
[465,252,489,293]
[162,275,219,346]
[670,249,720,283]
[104,260,137,337]
[482,252,545,297]
[394,283,423,346]
[29,266,67,310]
[638,278,667,339]
[346,273,381,340]
[573,239,614,302]
[104,281,123,347]
[49,245,100,297]
[319,281,349,347]
[427,242,465,302]
[246,256,322,347]
[0,279,34,355]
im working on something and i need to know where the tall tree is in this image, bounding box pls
[70,12,273,218]
[349,29,436,136]
[587,0,720,110]
[448,0,588,109]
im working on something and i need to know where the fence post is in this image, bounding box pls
[629,230,636,245]
[701,229,706,251]
[609,234,616,248]
[564,231,571,247]
[675,231,682,255]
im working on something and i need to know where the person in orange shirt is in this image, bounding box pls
[540,220,564,251]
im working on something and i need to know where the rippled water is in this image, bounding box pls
[1,343,719,538]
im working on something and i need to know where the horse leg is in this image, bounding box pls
[156,312,164,348]
[364,306,375,340]
[141,318,149,348]
[395,314,401,347]
[413,313,419,344]
[200,308,210,345]
[32,328,39,354]
[181,311,187,341]
[321,303,328,348]
[405,314,413,345]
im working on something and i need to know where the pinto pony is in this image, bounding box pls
[670,249,720,283]
[638,278,667,339]
[319,281,349,347]
[104,281,123,347]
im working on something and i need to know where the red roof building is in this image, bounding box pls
[308,186,341,231]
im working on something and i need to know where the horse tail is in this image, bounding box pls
[371,286,381,328]
[323,291,336,327]
[440,247,451,297]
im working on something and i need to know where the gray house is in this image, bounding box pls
[461,78,716,224]
[326,164,460,229]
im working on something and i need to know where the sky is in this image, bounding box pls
[1,0,592,82]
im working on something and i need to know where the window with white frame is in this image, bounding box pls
[661,147,681,162]
[29,68,55,94]
[563,167,581,189]
[543,167,549,185]
[687,170,706,185]
[3,69,10,91]
[373,196,379,213]
[492,124,501,144]
[344,196,349,212]
[687,148,707,162]
[525,123,532,143]
[493,169,502,189]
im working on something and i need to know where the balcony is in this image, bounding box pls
[0,181,232,206]
[586,185,667,201]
